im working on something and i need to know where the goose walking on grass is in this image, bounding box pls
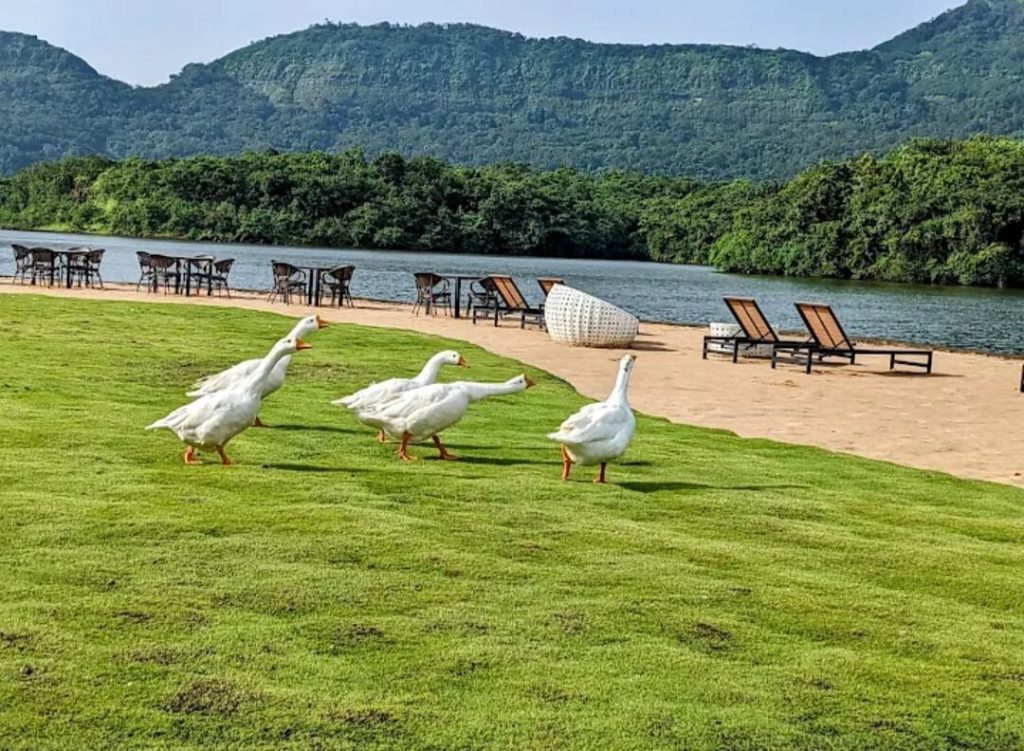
[332,350,467,442]
[147,337,311,465]
[361,374,536,462]
[188,314,327,426]
[548,354,636,484]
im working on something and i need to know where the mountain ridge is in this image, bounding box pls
[2,1,1024,177]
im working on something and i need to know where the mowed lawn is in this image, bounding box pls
[1,294,1024,751]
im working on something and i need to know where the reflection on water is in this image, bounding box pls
[3,228,1024,354]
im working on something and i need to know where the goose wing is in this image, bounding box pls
[189,357,260,396]
[332,377,410,409]
[548,401,628,445]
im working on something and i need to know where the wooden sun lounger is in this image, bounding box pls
[471,274,545,328]
[702,296,811,363]
[781,301,934,374]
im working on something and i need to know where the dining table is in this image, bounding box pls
[293,265,337,306]
[27,248,86,289]
[439,274,483,319]
[178,255,215,297]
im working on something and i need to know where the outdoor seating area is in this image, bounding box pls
[268,261,355,307]
[5,242,938,374]
[703,296,935,374]
[136,251,233,296]
[10,244,105,289]
[407,271,554,328]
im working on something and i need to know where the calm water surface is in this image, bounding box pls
[3,229,1024,354]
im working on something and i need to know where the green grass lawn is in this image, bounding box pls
[1,294,1024,750]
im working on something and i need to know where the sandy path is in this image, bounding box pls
[4,282,1023,488]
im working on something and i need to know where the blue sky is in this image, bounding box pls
[8,0,961,86]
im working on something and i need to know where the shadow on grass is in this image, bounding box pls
[264,424,360,434]
[619,481,807,493]
[261,463,364,473]
[430,455,542,467]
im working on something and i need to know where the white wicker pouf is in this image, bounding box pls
[705,322,773,358]
[544,285,639,348]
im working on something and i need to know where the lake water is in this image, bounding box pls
[3,228,1024,354]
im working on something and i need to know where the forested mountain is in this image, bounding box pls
[1,0,1024,178]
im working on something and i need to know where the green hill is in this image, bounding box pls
[1,0,1024,177]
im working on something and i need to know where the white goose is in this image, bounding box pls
[361,374,536,462]
[147,337,311,465]
[548,354,636,484]
[188,314,327,426]
[332,350,467,441]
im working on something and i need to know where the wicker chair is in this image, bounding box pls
[148,254,180,294]
[10,244,31,284]
[544,285,639,348]
[206,259,234,298]
[136,252,154,291]
[465,277,496,318]
[269,261,306,304]
[28,248,58,286]
[412,272,451,316]
[66,248,104,288]
[323,265,354,307]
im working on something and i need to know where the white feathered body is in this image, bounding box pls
[548,401,635,465]
[146,387,263,449]
[332,350,465,433]
[362,377,529,442]
[362,383,474,442]
[335,376,421,423]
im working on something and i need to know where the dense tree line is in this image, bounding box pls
[2,136,1024,287]
[3,2,1024,177]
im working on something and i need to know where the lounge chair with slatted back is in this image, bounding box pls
[702,297,810,363]
[786,302,933,374]
[537,277,563,298]
[471,274,544,328]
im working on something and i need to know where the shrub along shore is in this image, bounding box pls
[2,135,1023,287]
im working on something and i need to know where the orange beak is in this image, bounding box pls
[458,356,468,367]
[524,376,536,388]
[296,339,313,351]
[315,315,328,329]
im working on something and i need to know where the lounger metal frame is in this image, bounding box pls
[776,301,934,374]
[702,296,811,363]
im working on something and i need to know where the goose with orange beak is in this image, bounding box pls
[361,374,536,462]
[332,350,468,442]
[188,314,328,426]
[147,337,312,465]
[548,354,637,484]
